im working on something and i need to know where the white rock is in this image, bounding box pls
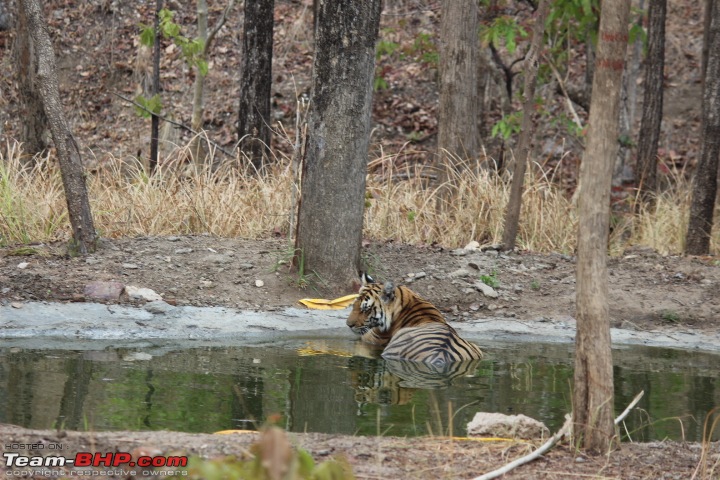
[474,281,499,298]
[17,262,29,269]
[467,412,550,439]
[125,286,163,302]
[464,240,480,251]
[255,279,264,287]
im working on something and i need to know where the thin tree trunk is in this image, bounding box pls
[19,0,97,254]
[636,0,667,205]
[191,0,235,167]
[191,0,208,137]
[574,0,630,453]
[501,0,549,251]
[238,0,274,173]
[295,0,382,291]
[15,2,48,158]
[436,0,479,207]
[149,0,163,173]
[686,0,720,255]
[702,0,714,88]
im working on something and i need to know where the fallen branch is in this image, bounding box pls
[111,92,235,159]
[615,390,645,425]
[473,390,645,480]
[472,414,572,480]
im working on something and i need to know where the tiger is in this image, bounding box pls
[347,273,483,367]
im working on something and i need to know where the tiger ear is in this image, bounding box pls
[382,281,395,303]
[360,272,375,286]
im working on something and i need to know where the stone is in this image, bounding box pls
[174,248,193,254]
[239,263,255,270]
[464,240,480,251]
[122,263,139,269]
[255,279,264,287]
[467,412,550,439]
[474,281,499,298]
[448,268,471,278]
[84,281,125,302]
[17,262,29,269]
[125,286,163,302]
[143,301,176,315]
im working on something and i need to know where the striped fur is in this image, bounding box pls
[347,273,483,365]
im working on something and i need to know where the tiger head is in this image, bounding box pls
[347,272,399,335]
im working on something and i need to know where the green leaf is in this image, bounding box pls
[139,25,155,47]
[197,60,209,77]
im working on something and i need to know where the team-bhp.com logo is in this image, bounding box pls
[3,451,188,476]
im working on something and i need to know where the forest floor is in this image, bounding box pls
[1,0,719,478]
[1,235,720,479]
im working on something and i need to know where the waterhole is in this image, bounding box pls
[1,339,718,441]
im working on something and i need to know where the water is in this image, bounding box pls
[1,339,718,441]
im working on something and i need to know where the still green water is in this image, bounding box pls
[1,339,718,441]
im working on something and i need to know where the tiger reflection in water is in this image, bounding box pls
[345,273,482,408]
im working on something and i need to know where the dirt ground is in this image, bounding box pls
[1,236,719,479]
[0,423,716,480]
[1,235,719,332]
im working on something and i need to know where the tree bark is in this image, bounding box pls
[149,0,163,173]
[19,0,97,254]
[436,0,479,206]
[14,2,49,158]
[574,0,630,453]
[191,0,235,166]
[686,0,720,255]
[501,0,549,251]
[636,0,667,205]
[238,0,274,173]
[295,0,381,291]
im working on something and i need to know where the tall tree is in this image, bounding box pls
[294,0,382,290]
[501,0,549,251]
[149,0,163,173]
[19,0,97,254]
[636,0,667,205]
[238,0,274,173]
[15,1,48,157]
[686,0,720,255]
[435,0,479,206]
[574,0,630,452]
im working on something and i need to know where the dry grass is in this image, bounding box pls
[1,139,718,255]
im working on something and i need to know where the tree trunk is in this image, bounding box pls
[436,0,479,206]
[190,0,209,167]
[574,0,630,453]
[702,0,714,88]
[686,0,720,255]
[15,1,48,158]
[501,0,549,251]
[149,0,163,173]
[191,0,235,167]
[636,0,667,205]
[295,0,381,291]
[19,0,97,254]
[238,0,274,173]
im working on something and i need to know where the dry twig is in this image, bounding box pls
[473,391,645,480]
